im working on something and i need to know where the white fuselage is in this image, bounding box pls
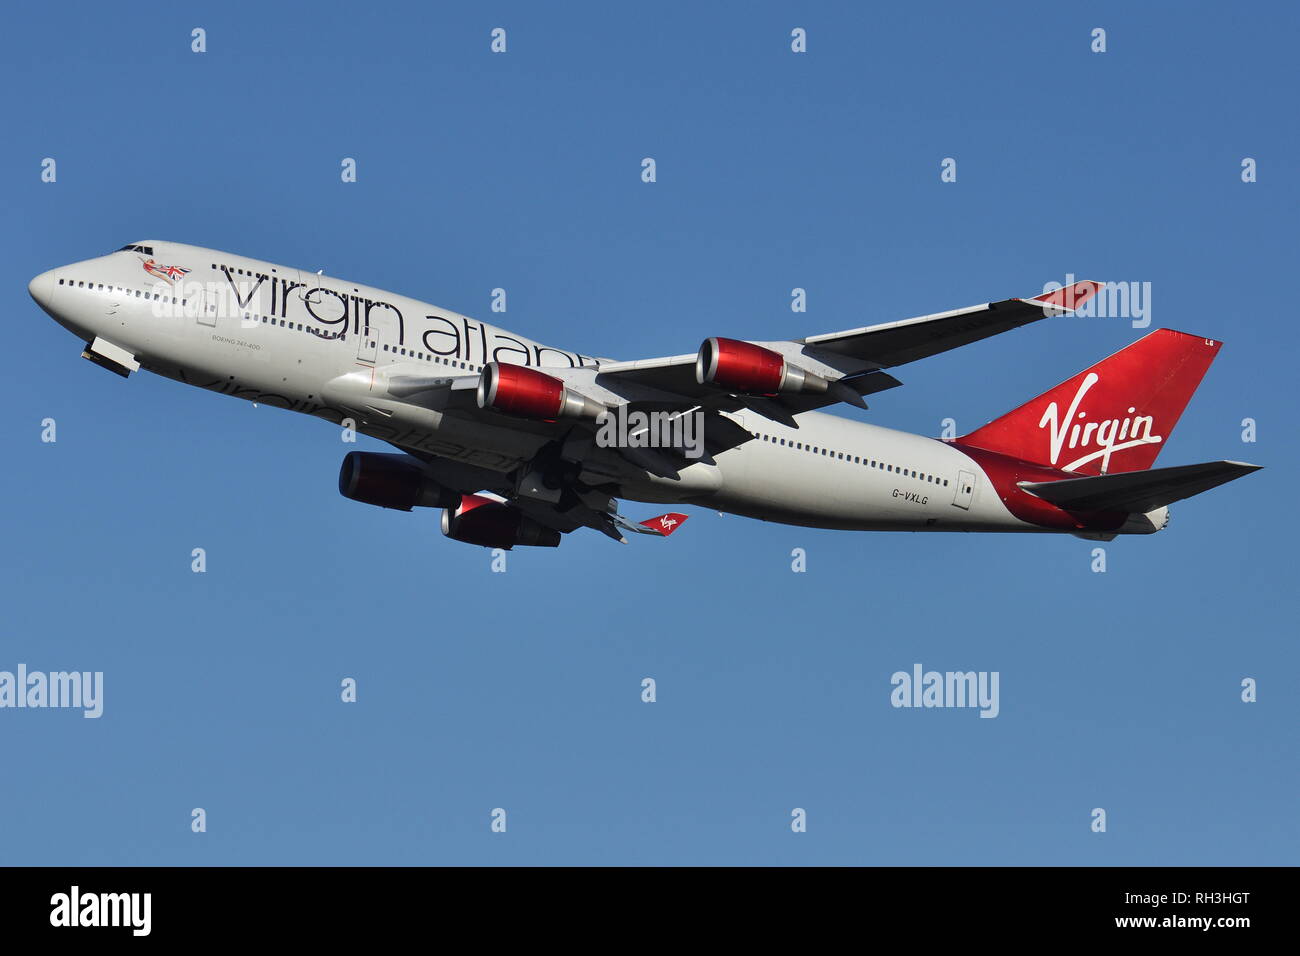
[29,240,1097,535]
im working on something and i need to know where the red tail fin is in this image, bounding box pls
[641,513,688,536]
[957,330,1222,475]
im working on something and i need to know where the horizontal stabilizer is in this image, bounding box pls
[1018,460,1261,513]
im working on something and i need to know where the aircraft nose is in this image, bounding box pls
[28,269,56,311]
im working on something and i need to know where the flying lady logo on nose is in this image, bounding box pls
[1038,372,1163,473]
[141,258,190,282]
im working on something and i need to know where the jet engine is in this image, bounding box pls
[477,362,606,422]
[338,452,457,511]
[441,494,561,549]
[695,337,830,397]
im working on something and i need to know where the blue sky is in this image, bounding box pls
[1,1,1295,865]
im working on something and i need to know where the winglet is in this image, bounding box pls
[640,513,689,537]
[1024,280,1102,314]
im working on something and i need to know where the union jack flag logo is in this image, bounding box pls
[142,258,190,282]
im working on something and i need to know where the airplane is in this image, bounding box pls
[28,241,1260,549]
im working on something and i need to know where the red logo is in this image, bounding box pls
[142,258,190,282]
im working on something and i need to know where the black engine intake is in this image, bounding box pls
[338,452,458,511]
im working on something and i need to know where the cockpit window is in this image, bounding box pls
[116,243,154,255]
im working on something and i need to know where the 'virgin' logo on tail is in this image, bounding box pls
[1038,373,1162,472]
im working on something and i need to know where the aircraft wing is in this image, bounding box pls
[390,444,693,545]
[796,281,1103,368]
[595,280,1102,407]
[497,490,689,544]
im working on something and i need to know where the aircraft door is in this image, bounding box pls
[357,323,378,364]
[953,470,975,510]
[194,287,218,327]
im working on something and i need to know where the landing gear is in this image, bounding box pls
[514,439,582,503]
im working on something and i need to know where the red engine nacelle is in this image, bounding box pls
[695,337,829,397]
[441,495,561,549]
[338,452,457,511]
[477,362,606,422]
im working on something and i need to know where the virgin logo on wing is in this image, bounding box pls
[660,515,678,530]
[1038,373,1162,472]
